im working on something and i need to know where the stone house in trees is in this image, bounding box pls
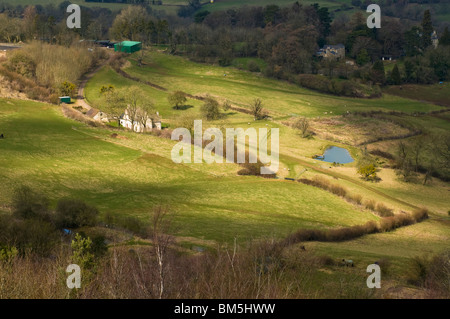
[316,44,345,60]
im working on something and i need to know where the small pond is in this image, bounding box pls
[315,146,354,164]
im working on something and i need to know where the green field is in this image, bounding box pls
[385,83,450,107]
[1,98,386,243]
[121,51,444,118]
[1,38,449,297]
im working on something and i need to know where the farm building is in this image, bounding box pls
[114,41,142,53]
[119,108,161,133]
[59,96,71,104]
[316,44,345,60]
[86,108,109,123]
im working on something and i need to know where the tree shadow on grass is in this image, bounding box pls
[173,105,194,110]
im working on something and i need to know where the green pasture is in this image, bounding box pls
[0,98,382,243]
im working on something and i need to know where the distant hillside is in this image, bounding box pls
[1,0,449,23]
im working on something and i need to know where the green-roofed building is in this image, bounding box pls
[114,41,142,53]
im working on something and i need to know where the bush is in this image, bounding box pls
[247,60,260,72]
[357,164,378,181]
[376,258,392,276]
[349,194,363,205]
[329,184,347,198]
[54,198,99,229]
[412,208,430,222]
[200,96,221,120]
[316,255,336,266]
[237,162,276,179]
[0,217,59,256]
[369,149,395,160]
[222,100,231,111]
[379,214,415,232]
[250,98,268,120]
[407,255,431,286]
[285,220,379,244]
[292,117,310,138]
[425,250,450,297]
[12,186,50,221]
[296,74,371,98]
[375,203,394,217]
[364,199,376,211]
[6,51,36,77]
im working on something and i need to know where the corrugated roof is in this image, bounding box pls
[118,41,141,47]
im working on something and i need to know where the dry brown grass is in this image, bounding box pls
[308,115,414,146]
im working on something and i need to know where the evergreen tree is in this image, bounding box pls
[391,64,401,85]
[421,9,433,49]
[371,60,386,85]
[356,48,370,66]
[404,59,416,83]
[440,26,450,46]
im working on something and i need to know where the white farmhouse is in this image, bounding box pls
[119,108,161,133]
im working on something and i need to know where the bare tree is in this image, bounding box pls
[250,98,267,120]
[293,117,310,138]
[123,87,154,130]
[150,205,176,299]
[411,137,426,172]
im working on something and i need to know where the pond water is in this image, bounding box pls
[316,146,354,164]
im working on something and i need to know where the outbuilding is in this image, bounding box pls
[59,96,71,104]
[114,41,142,53]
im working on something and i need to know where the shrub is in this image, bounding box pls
[59,81,76,98]
[379,214,415,232]
[376,258,392,276]
[6,51,36,77]
[237,162,276,179]
[357,164,378,181]
[406,255,431,286]
[12,186,50,221]
[425,250,450,297]
[2,217,59,256]
[375,203,394,217]
[54,198,99,229]
[250,98,268,120]
[247,60,260,72]
[349,194,363,205]
[364,199,376,211]
[316,255,336,266]
[412,208,430,222]
[222,100,231,111]
[200,96,221,120]
[292,117,310,138]
[369,149,395,160]
[100,84,114,94]
[329,184,347,197]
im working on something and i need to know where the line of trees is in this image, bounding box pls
[1,2,449,98]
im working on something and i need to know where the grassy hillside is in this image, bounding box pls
[84,49,449,215]
[0,98,383,243]
[1,40,449,297]
[121,51,443,118]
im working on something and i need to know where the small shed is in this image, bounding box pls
[114,41,142,53]
[59,96,71,104]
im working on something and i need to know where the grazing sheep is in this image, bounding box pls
[342,259,354,267]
